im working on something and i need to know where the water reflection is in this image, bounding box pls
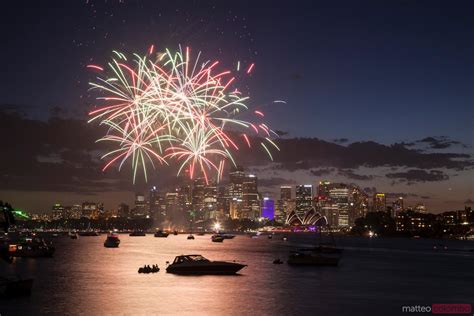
[2,235,474,315]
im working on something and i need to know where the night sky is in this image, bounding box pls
[1,0,473,212]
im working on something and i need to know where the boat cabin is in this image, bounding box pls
[173,255,210,264]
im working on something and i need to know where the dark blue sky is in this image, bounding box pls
[1,0,472,144]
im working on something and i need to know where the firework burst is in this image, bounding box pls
[88,45,279,183]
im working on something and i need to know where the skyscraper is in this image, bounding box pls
[276,186,293,223]
[280,186,292,200]
[295,184,313,219]
[149,186,159,219]
[261,197,275,220]
[242,174,260,220]
[134,193,147,217]
[192,178,206,219]
[373,193,387,212]
[228,166,245,199]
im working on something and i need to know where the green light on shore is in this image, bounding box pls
[13,208,29,219]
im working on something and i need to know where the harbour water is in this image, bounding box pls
[1,234,473,315]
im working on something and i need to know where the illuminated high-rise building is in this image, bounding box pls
[192,178,206,219]
[228,166,245,199]
[204,180,218,220]
[261,197,275,220]
[295,184,313,219]
[391,197,404,218]
[134,193,147,217]
[329,185,350,227]
[81,202,97,219]
[276,186,292,223]
[280,186,292,200]
[51,203,64,220]
[242,174,260,220]
[118,203,130,218]
[373,193,387,212]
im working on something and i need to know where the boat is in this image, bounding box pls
[187,234,195,240]
[8,237,55,258]
[287,249,340,266]
[129,231,146,236]
[154,230,169,238]
[166,255,246,275]
[211,234,224,242]
[103,233,120,248]
[68,231,78,239]
[197,232,205,236]
[173,230,178,236]
[273,258,284,264]
[0,277,34,297]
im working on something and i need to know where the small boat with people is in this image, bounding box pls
[166,255,246,275]
[211,234,224,242]
[103,233,120,248]
[154,229,169,238]
[138,264,160,274]
[187,234,195,240]
[129,231,146,237]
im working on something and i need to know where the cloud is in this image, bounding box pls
[333,138,349,144]
[338,169,374,181]
[310,168,335,177]
[465,199,474,205]
[234,137,472,172]
[1,108,472,196]
[417,136,466,149]
[386,169,449,183]
[258,177,297,187]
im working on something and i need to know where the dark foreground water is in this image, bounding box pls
[1,234,473,315]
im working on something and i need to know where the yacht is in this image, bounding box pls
[211,234,224,242]
[154,230,169,238]
[8,237,55,258]
[104,233,120,248]
[166,255,246,275]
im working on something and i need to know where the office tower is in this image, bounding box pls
[373,193,387,212]
[228,166,245,199]
[261,197,275,220]
[134,193,147,217]
[295,184,313,219]
[242,174,260,220]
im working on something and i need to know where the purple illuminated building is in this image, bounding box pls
[262,197,275,220]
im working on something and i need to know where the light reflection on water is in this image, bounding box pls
[1,234,474,315]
